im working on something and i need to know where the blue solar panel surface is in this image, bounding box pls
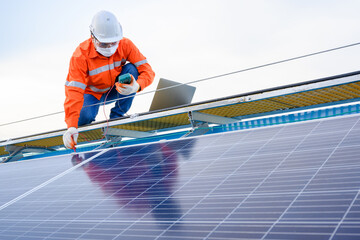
[0,114,359,240]
[0,155,88,206]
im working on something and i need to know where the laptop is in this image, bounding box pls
[149,78,196,112]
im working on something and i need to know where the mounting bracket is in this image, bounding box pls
[2,145,55,163]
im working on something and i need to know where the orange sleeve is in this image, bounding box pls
[64,47,88,128]
[122,38,155,91]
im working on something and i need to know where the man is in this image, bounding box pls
[63,10,155,149]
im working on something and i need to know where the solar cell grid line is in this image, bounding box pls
[0,152,109,238]
[18,178,101,215]
[331,145,360,165]
[266,165,360,193]
[327,190,360,239]
[331,224,360,240]
[119,136,252,239]
[108,134,231,240]
[210,115,358,239]
[201,119,324,239]
[0,150,107,214]
[0,155,82,206]
[13,186,106,236]
[18,143,155,240]
[260,116,360,240]
[42,139,200,240]
[306,166,360,192]
[275,148,334,171]
[94,138,208,239]
[0,151,108,240]
[73,138,197,240]
[153,122,292,240]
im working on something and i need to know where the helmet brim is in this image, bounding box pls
[89,21,123,43]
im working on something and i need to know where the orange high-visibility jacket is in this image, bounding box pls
[64,37,155,128]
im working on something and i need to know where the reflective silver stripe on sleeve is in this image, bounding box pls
[134,59,148,67]
[114,60,122,67]
[89,85,110,92]
[88,61,123,76]
[65,81,86,90]
[66,81,110,92]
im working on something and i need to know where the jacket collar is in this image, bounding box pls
[88,39,101,59]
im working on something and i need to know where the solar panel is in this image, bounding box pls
[0,113,359,239]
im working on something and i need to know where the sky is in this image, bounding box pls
[1,0,360,140]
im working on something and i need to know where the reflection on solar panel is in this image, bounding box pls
[0,113,359,239]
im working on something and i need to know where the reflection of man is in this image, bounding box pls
[72,140,195,224]
[63,10,155,149]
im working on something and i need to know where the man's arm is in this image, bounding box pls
[122,38,155,91]
[64,48,88,128]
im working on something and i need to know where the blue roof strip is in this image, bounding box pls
[218,102,360,133]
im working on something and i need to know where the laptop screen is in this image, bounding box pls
[149,78,196,112]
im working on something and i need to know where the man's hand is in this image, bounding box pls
[63,127,78,149]
[115,74,140,95]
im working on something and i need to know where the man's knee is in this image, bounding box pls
[121,63,139,79]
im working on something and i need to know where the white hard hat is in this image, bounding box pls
[89,10,123,43]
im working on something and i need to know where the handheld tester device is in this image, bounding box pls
[117,73,132,84]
